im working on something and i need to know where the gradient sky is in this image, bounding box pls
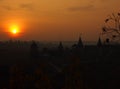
[0,0,119,41]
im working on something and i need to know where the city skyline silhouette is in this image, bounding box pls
[0,0,120,89]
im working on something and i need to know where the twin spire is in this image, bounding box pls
[58,36,102,48]
[77,36,102,47]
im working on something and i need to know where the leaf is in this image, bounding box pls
[102,27,107,32]
[105,19,109,23]
[118,13,120,16]
[112,35,116,38]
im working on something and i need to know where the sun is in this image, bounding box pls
[4,22,23,37]
[12,29,17,34]
[10,25,19,35]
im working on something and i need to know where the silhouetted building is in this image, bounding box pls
[30,41,39,59]
[97,37,102,47]
[72,36,84,49]
[58,41,64,51]
[57,41,64,56]
[1,37,120,89]
[77,36,83,48]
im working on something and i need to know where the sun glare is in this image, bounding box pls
[12,29,17,34]
[10,25,19,35]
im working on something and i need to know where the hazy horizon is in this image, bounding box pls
[0,0,119,41]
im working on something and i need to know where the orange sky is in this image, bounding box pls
[0,0,119,41]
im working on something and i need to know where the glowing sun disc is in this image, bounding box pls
[10,25,19,35]
[12,29,17,34]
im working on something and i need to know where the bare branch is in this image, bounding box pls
[102,12,120,44]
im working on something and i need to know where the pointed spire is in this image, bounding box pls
[97,37,102,47]
[58,41,63,49]
[77,36,83,48]
[30,41,39,59]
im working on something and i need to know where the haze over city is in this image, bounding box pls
[0,1,120,89]
[0,0,119,41]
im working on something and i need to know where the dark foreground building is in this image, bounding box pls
[0,38,120,89]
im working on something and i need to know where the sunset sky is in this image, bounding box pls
[0,0,119,41]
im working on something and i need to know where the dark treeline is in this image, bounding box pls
[0,38,120,89]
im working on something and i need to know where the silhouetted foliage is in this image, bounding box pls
[102,12,120,44]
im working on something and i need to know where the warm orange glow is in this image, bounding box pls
[10,25,19,35]
[12,29,17,34]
